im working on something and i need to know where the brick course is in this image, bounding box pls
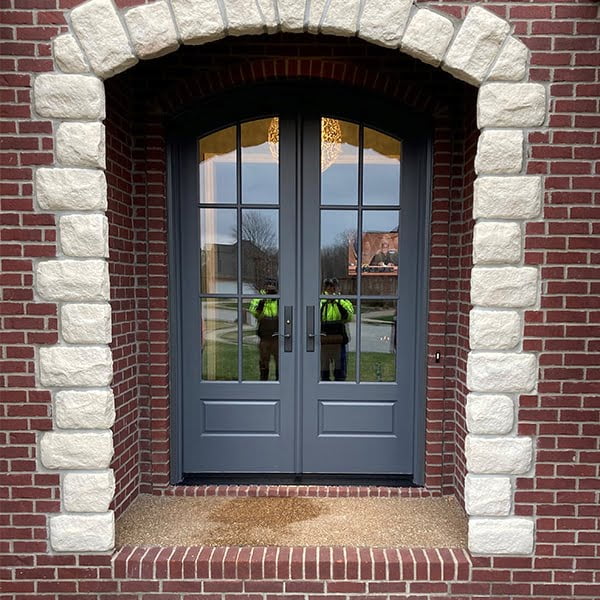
[1,0,599,597]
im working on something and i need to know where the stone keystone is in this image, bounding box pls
[171,0,226,44]
[360,0,412,49]
[71,0,138,78]
[125,1,180,59]
[222,0,265,36]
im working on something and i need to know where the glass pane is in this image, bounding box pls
[200,208,237,294]
[243,299,279,381]
[320,291,355,382]
[321,119,359,205]
[201,298,239,381]
[241,118,279,205]
[241,209,279,295]
[361,211,399,296]
[360,301,396,382]
[320,210,358,296]
[199,126,237,204]
[363,128,401,206]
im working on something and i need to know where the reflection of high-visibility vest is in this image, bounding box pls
[320,297,354,322]
[249,294,278,339]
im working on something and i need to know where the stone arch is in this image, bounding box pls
[34,0,547,555]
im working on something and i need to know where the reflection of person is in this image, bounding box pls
[249,278,278,381]
[320,278,354,381]
[369,236,398,267]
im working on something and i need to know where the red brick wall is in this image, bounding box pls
[1,1,599,598]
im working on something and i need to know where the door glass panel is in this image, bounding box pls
[359,301,396,382]
[320,210,358,296]
[241,119,279,205]
[241,209,279,295]
[321,119,359,205]
[361,210,399,296]
[363,128,401,206]
[201,298,239,381]
[200,208,237,294]
[320,282,355,382]
[243,298,279,381]
[199,126,237,204]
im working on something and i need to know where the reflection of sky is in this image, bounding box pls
[363,164,400,205]
[363,211,399,233]
[321,210,357,248]
[242,163,278,204]
[322,163,358,204]
[200,208,237,246]
[199,157,237,204]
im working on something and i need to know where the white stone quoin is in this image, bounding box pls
[465,474,512,516]
[60,214,109,257]
[466,393,514,435]
[39,346,113,387]
[36,168,107,212]
[50,512,114,552]
[466,435,533,474]
[124,1,179,59]
[36,260,109,302]
[474,176,541,220]
[71,0,137,78]
[33,74,105,120]
[63,471,115,512]
[478,83,546,128]
[470,309,521,350]
[34,1,541,556]
[443,6,509,84]
[359,0,412,49]
[469,518,535,555]
[55,389,115,430]
[40,431,114,469]
[401,9,455,67]
[473,221,522,265]
[471,267,538,308]
[467,351,537,393]
[56,122,106,169]
[475,129,524,175]
[61,303,112,344]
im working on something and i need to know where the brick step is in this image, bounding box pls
[113,545,471,582]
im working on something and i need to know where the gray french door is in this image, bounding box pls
[176,111,427,478]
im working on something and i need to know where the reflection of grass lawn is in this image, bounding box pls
[202,342,395,382]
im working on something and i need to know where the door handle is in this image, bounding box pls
[278,305,292,352]
[306,305,315,352]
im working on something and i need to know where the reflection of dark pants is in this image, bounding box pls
[321,343,347,381]
[258,337,278,381]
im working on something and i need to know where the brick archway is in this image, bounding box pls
[33,0,546,554]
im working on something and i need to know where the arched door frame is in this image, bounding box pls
[33,1,546,555]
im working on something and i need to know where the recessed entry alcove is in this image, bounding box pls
[102,33,475,543]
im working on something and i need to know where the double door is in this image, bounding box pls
[176,110,426,478]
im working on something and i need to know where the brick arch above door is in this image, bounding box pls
[33,0,546,555]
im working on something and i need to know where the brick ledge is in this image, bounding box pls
[113,545,471,581]
[160,484,437,498]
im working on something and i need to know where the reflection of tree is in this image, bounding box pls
[321,229,355,280]
[238,211,278,291]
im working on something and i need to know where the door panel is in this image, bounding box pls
[179,112,424,478]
